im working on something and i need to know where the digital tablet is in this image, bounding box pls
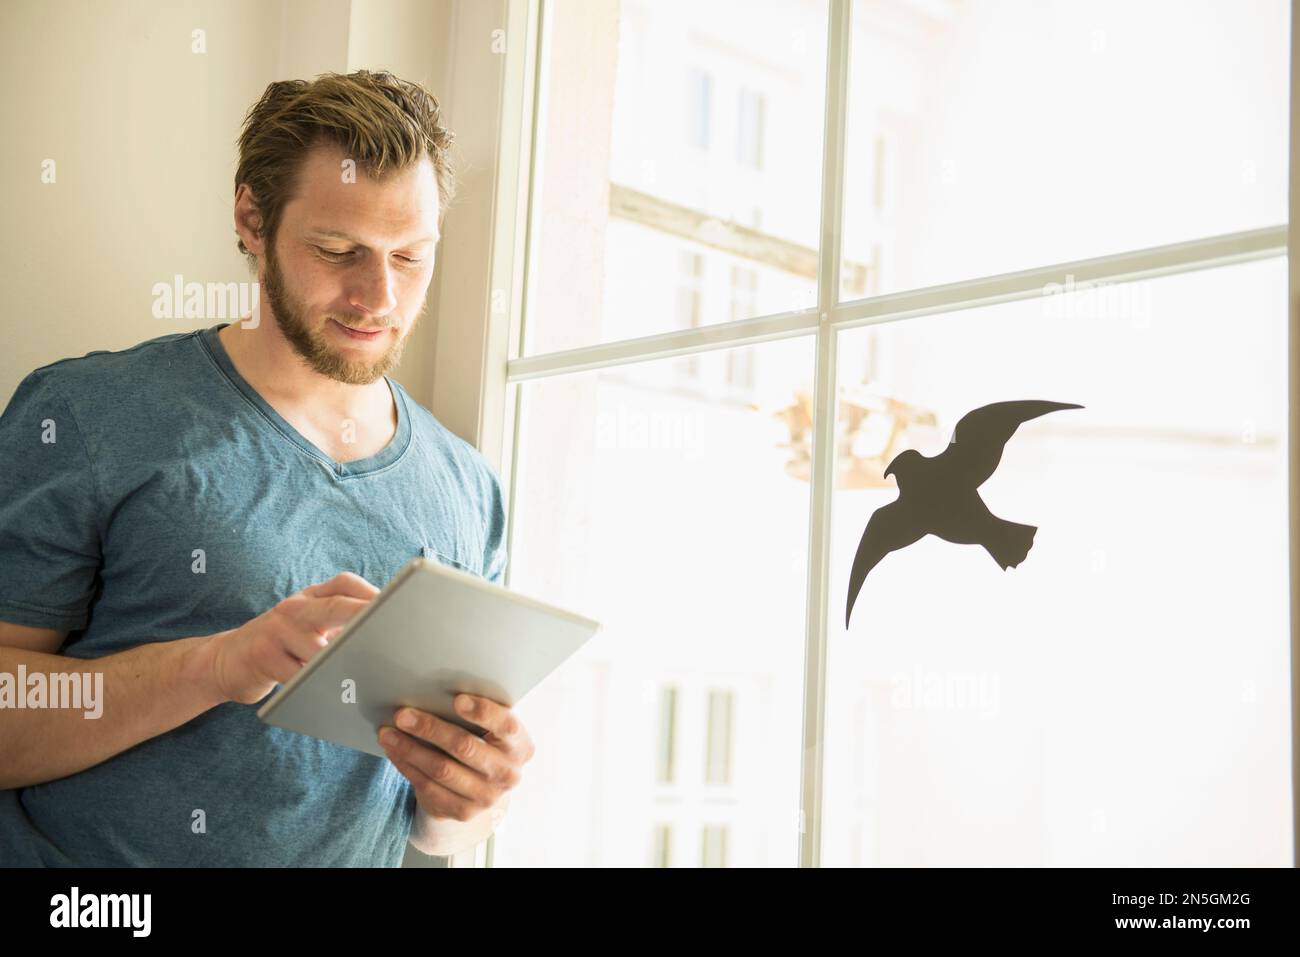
[256,557,602,757]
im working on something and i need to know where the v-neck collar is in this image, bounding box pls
[197,322,412,480]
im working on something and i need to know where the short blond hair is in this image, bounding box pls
[234,69,456,268]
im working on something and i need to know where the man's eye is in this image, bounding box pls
[315,246,422,266]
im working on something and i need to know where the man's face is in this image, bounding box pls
[259,142,441,386]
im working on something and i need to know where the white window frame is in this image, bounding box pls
[433,0,1297,868]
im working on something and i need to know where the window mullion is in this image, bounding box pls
[799,0,852,870]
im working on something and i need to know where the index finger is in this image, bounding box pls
[279,592,374,634]
[302,571,381,600]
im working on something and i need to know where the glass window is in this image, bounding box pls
[656,685,678,785]
[652,824,672,867]
[677,251,705,381]
[705,689,735,785]
[839,0,1289,301]
[726,266,759,394]
[495,336,814,867]
[500,0,1290,869]
[523,0,827,356]
[737,87,765,169]
[826,257,1290,865]
[688,68,712,151]
[701,824,729,867]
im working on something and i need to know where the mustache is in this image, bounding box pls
[329,316,399,330]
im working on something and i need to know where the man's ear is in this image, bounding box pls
[233,184,266,257]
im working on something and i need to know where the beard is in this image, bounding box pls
[260,240,422,386]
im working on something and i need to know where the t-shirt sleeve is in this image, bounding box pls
[0,370,103,631]
[482,468,508,587]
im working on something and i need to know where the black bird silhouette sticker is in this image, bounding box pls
[844,400,1083,629]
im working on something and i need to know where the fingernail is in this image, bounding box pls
[456,695,475,715]
[396,710,417,730]
[380,728,399,747]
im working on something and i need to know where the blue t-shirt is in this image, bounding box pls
[0,322,507,866]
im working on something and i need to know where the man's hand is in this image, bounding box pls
[378,694,534,857]
[203,572,379,704]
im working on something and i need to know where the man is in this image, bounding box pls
[0,70,532,865]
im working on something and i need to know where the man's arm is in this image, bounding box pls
[0,622,226,790]
[0,572,380,791]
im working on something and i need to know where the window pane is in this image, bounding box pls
[653,824,672,866]
[656,686,678,784]
[496,336,815,866]
[839,0,1290,302]
[524,0,828,356]
[701,824,729,867]
[688,68,712,150]
[737,88,766,169]
[705,689,735,785]
[826,257,1290,864]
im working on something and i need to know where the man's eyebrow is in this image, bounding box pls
[305,228,439,246]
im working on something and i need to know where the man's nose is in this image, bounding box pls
[348,257,399,319]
